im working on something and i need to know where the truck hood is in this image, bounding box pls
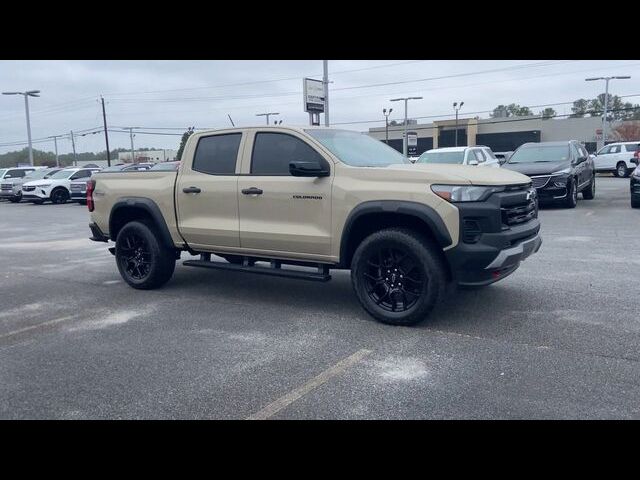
[384,163,532,186]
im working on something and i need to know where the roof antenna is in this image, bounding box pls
[227,114,235,127]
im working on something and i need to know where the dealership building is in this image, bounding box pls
[368,115,608,155]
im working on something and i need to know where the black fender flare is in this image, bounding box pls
[109,197,175,250]
[339,200,453,264]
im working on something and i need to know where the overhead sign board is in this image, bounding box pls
[303,78,325,113]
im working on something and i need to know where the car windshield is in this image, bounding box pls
[49,169,76,179]
[25,169,55,181]
[305,129,407,167]
[508,145,569,163]
[100,165,126,172]
[417,151,465,164]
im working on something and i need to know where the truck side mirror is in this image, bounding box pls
[289,160,330,177]
[632,158,639,166]
[468,159,479,166]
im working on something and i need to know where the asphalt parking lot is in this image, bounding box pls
[1,175,639,419]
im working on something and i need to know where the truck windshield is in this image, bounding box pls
[417,151,465,164]
[0,169,6,178]
[508,145,569,163]
[305,129,407,167]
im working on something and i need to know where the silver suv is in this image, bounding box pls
[0,167,44,202]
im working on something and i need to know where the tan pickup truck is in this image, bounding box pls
[88,126,541,326]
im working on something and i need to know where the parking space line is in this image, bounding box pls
[0,315,77,340]
[246,348,372,420]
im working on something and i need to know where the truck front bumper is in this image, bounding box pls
[445,227,542,286]
[444,188,542,287]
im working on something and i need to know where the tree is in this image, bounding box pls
[570,98,589,118]
[177,126,195,161]
[490,104,534,118]
[611,122,640,141]
[539,107,557,119]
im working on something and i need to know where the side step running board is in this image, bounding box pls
[183,257,331,282]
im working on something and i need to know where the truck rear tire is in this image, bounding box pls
[115,221,176,290]
[350,228,447,326]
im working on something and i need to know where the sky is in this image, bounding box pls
[1,60,640,156]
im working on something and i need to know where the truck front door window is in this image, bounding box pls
[251,132,325,175]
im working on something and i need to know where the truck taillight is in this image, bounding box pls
[87,179,95,212]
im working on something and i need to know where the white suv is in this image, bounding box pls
[415,146,501,167]
[593,142,639,177]
[21,167,101,204]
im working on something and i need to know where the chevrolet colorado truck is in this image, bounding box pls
[88,126,542,326]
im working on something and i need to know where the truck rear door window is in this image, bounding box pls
[251,132,325,175]
[193,133,242,175]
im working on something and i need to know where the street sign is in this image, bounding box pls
[407,131,418,155]
[303,78,325,113]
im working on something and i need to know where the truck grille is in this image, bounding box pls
[22,185,35,192]
[531,176,550,189]
[502,199,537,226]
[1,183,12,191]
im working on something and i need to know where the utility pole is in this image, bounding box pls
[256,112,279,125]
[383,108,393,144]
[70,130,77,166]
[2,90,40,166]
[101,96,111,167]
[48,134,63,167]
[453,101,464,147]
[390,97,422,156]
[585,76,631,147]
[129,127,135,163]
[323,60,329,126]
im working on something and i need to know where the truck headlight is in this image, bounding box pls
[431,184,504,202]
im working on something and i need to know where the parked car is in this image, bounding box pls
[593,141,639,177]
[0,166,43,202]
[149,161,181,171]
[87,126,540,326]
[494,151,514,164]
[99,163,156,173]
[502,141,595,208]
[22,167,101,204]
[70,170,100,205]
[631,159,640,208]
[415,146,501,167]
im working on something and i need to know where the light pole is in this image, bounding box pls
[256,112,279,125]
[390,97,422,156]
[453,101,464,147]
[2,90,40,166]
[585,76,630,146]
[383,108,393,144]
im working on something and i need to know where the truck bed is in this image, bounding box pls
[91,170,180,242]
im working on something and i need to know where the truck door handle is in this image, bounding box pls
[241,187,263,195]
[183,186,201,194]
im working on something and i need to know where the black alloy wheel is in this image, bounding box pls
[118,232,152,281]
[362,247,424,313]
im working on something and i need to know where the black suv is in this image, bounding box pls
[502,141,595,208]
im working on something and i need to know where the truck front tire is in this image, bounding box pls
[115,221,176,289]
[350,228,447,326]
